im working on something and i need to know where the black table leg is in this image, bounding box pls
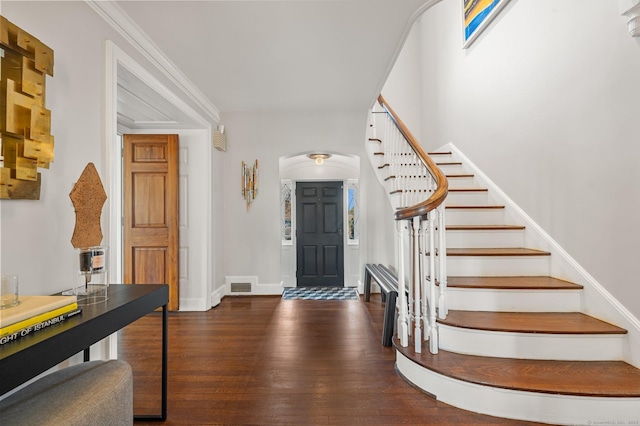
[161,303,167,420]
[133,304,168,421]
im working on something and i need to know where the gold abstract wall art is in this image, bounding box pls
[0,16,54,199]
[241,160,258,210]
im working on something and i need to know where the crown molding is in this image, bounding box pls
[85,0,220,122]
[621,0,640,37]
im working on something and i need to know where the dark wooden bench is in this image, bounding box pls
[364,263,398,347]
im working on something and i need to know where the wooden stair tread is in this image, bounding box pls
[446,205,504,209]
[447,276,583,290]
[448,188,487,192]
[394,345,640,397]
[435,162,462,166]
[446,174,474,178]
[427,151,452,155]
[439,311,627,335]
[447,248,551,256]
[447,225,525,231]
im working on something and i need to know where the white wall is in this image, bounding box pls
[412,0,640,320]
[0,2,219,300]
[380,19,424,139]
[0,1,396,303]
[220,110,394,289]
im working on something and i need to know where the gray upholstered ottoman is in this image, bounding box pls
[0,360,133,426]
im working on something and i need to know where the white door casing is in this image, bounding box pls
[105,41,214,318]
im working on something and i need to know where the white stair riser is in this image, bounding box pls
[446,191,490,205]
[385,177,432,186]
[446,229,525,248]
[430,154,455,162]
[445,208,506,225]
[436,164,466,174]
[446,177,477,188]
[396,354,640,426]
[445,256,551,276]
[445,288,581,312]
[438,326,624,361]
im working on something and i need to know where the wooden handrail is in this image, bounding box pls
[377,95,448,221]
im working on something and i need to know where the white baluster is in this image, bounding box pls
[438,204,448,319]
[406,218,414,337]
[412,216,422,352]
[421,219,430,341]
[428,209,439,354]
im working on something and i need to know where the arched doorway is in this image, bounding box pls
[279,152,360,288]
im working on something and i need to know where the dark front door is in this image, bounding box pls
[296,181,344,287]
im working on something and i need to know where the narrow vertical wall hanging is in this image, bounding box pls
[241,160,258,210]
[0,16,55,199]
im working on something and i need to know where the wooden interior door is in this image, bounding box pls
[296,181,344,287]
[123,134,179,310]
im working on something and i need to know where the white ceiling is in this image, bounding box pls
[112,0,432,117]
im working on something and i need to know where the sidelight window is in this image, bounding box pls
[281,179,293,244]
[347,179,359,243]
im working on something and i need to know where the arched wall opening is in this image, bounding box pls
[279,152,361,288]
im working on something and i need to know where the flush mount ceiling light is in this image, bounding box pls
[308,153,331,165]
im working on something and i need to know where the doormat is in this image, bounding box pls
[282,287,359,301]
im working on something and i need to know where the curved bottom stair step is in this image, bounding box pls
[394,343,640,398]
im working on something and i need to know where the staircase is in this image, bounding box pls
[367,98,640,425]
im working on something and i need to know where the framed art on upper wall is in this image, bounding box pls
[463,0,510,48]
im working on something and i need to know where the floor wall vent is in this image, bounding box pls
[225,276,258,295]
[230,282,252,293]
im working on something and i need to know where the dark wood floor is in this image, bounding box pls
[119,294,545,425]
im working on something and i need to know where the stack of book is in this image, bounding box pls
[0,295,82,346]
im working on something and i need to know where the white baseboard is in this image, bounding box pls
[179,297,209,311]
[252,282,284,295]
[211,286,224,307]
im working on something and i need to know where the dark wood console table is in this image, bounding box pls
[0,284,168,421]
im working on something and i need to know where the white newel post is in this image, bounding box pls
[397,221,409,347]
